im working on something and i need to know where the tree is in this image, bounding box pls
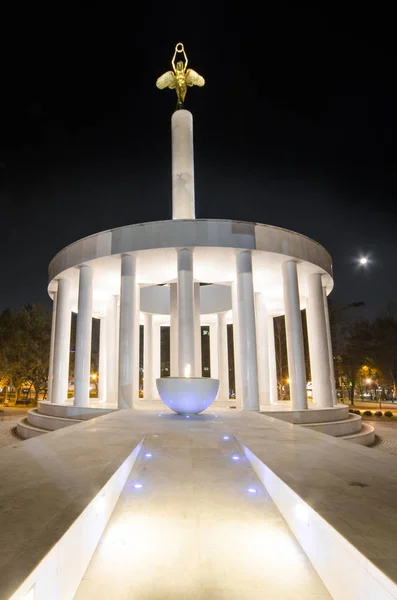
[372,307,397,399]
[0,305,51,404]
[338,319,373,405]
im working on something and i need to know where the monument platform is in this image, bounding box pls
[1,408,397,599]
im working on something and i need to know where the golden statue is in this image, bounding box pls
[156,43,205,110]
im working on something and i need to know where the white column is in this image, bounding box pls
[170,283,178,376]
[209,322,218,379]
[74,266,93,407]
[217,313,229,400]
[268,316,278,405]
[235,251,259,411]
[194,282,202,376]
[282,260,307,409]
[255,292,270,406]
[52,279,71,404]
[177,248,195,376]
[118,254,138,409]
[152,320,161,398]
[306,274,334,408]
[323,286,337,405]
[172,110,195,219]
[144,313,153,400]
[231,281,243,408]
[98,317,107,403]
[106,295,118,406]
[47,291,58,402]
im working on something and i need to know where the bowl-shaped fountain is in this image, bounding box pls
[156,376,220,415]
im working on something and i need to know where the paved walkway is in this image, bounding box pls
[369,419,397,455]
[0,408,26,448]
[75,419,331,599]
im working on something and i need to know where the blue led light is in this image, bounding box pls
[133,483,143,489]
[223,435,230,441]
[145,453,152,458]
[247,488,257,494]
[232,455,240,461]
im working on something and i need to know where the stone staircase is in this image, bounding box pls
[260,404,375,446]
[17,401,116,440]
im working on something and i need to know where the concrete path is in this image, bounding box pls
[74,414,330,599]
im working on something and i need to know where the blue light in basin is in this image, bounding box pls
[232,455,240,461]
[247,488,257,494]
[223,435,230,441]
[145,453,152,458]
[133,483,143,489]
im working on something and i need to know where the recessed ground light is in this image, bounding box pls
[133,483,143,489]
[247,488,257,494]
[232,455,240,461]
[145,453,152,458]
[223,435,230,441]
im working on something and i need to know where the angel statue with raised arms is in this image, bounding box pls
[156,43,205,110]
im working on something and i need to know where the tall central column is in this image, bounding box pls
[235,250,259,411]
[194,282,202,376]
[98,316,107,403]
[143,313,153,400]
[172,110,195,219]
[255,292,270,406]
[177,248,195,376]
[74,265,93,407]
[52,279,71,404]
[170,283,178,376]
[47,290,58,402]
[106,295,118,406]
[118,254,139,409]
[282,260,307,409]
[307,273,333,408]
[217,313,229,401]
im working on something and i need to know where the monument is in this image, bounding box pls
[17,43,373,444]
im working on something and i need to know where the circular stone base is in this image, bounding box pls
[156,377,219,415]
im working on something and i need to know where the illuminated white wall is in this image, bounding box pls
[243,445,397,600]
[9,441,143,600]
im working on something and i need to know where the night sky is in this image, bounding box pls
[0,6,395,320]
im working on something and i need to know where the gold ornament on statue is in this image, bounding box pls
[156,43,205,110]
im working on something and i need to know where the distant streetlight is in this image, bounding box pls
[359,257,368,265]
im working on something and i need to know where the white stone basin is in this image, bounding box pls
[156,377,220,415]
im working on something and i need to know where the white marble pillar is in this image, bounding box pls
[177,248,195,376]
[118,254,139,409]
[268,315,278,405]
[47,291,58,402]
[52,279,71,404]
[106,295,118,406]
[307,274,334,408]
[282,260,307,409]
[231,281,243,408]
[235,251,260,411]
[217,313,229,400]
[209,322,218,379]
[255,292,270,406]
[194,282,202,376]
[98,316,107,403]
[172,110,195,219]
[144,313,153,400]
[323,286,337,405]
[170,283,178,376]
[152,320,161,398]
[74,266,93,407]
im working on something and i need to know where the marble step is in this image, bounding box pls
[38,401,116,420]
[340,422,375,445]
[27,408,83,431]
[300,414,362,436]
[16,417,48,439]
